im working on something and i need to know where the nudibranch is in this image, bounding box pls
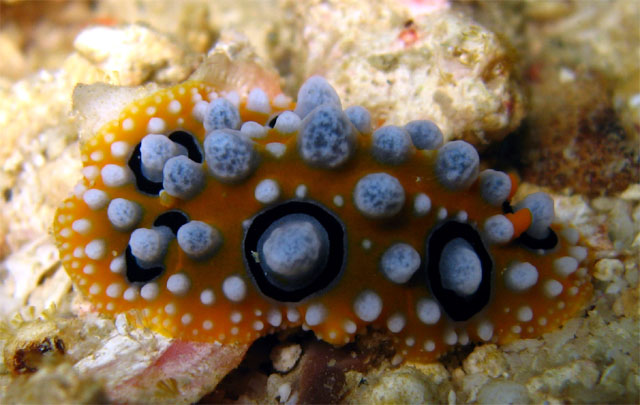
[54,75,592,363]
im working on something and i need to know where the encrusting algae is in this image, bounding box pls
[52,63,593,364]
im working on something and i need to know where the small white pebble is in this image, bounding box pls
[333,195,344,207]
[89,283,101,295]
[181,313,193,325]
[82,165,99,180]
[413,193,432,216]
[83,264,95,275]
[343,319,357,334]
[274,111,301,134]
[287,308,300,322]
[443,329,458,345]
[247,87,271,114]
[424,340,436,352]
[416,298,441,325]
[554,256,578,277]
[110,256,125,273]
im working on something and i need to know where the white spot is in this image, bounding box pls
[517,306,533,322]
[83,189,109,210]
[538,317,548,326]
[123,286,138,301]
[424,340,436,352]
[353,290,383,322]
[147,117,166,133]
[569,286,579,296]
[560,227,579,245]
[59,228,72,238]
[231,327,239,335]
[168,100,181,113]
[255,309,263,316]
[405,337,415,347]
[504,262,538,292]
[386,313,406,333]
[511,325,522,334]
[558,301,566,309]
[89,283,101,295]
[543,279,563,298]
[203,320,213,330]
[101,164,132,187]
[200,288,215,305]
[343,319,357,334]
[437,207,448,220]
[71,218,91,235]
[104,133,115,143]
[106,303,114,311]
[222,275,247,302]
[83,264,95,275]
[82,165,99,180]
[456,211,468,222]
[166,273,191,296]
[181,313,193,325]
[477,320,494,341]
[305,303,327,326]
[553,256,578,277]
[230,311,243,324]
[90,151,104,162]
[85,239,106,260]
[295,184,308,198]
[416,298,440,324]
[333,195,344,207]
[122,118,134,131]
[267,309,282,327]
[73,183,88,198]
[253,320,264,331]
[192,100,209,122]
[111,141,131,159]
[391,354,403,366]
[255,179,280,204]
[73,247,85,258]
[568,246,588,263]
[273,93,291,108]
[223,91,240,106]
[287,308,300,322]
[165,303,177,315]
[241,121,267,139]
[247,87,271,114]
[361,239,372,250]
[106,283,123,298]
[141,283,160,301]
[110,256,125,273]
[274,111,301,134]
[266,142,287,158]
[443,329,458,345]
[458,331,469,345]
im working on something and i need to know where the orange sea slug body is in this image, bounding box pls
[54,76,592,363]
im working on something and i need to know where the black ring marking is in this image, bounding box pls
[244,200,346,302]
[125,245,164,284]
[169,131,203,163]
[503,200,559,252]
[267,114,279,128]
[516,229,558,251]
[128,143,163,195]
[426,221,492,322]
[153,210,189,235]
